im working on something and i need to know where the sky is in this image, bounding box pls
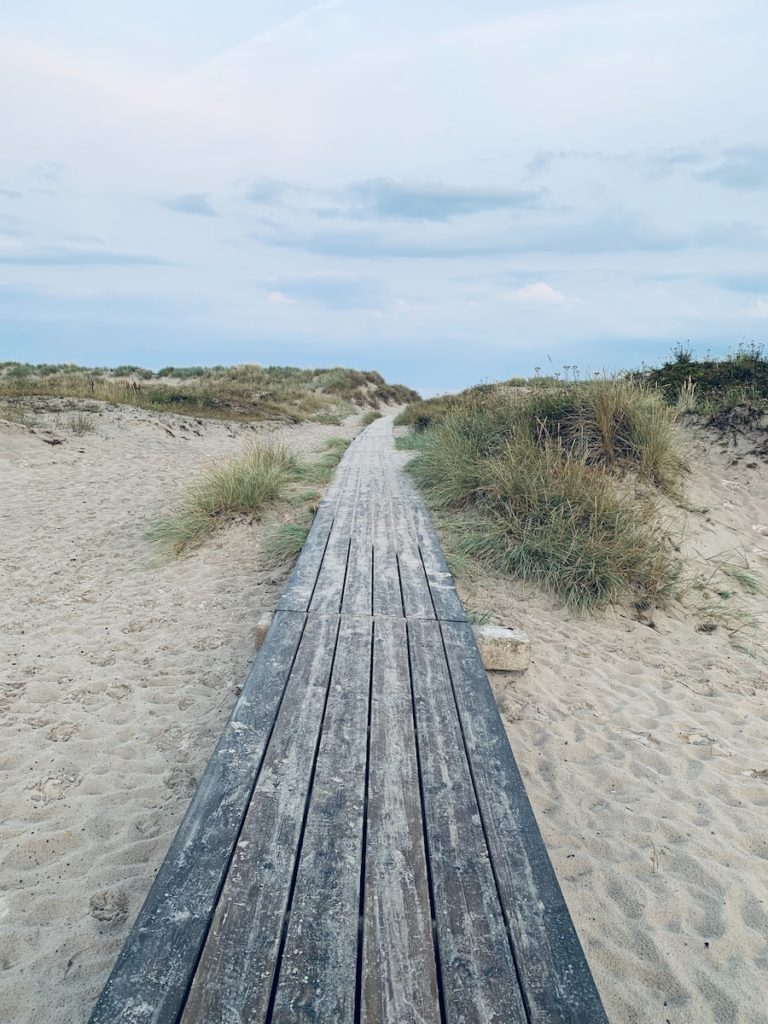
[0,1,766,394]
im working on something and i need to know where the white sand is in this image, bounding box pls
[2,411,767,1023]
[0,403,361,1024]
[459,425,768,1023]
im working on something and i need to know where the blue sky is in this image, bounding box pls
[0,0,766,394]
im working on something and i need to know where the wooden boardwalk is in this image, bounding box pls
[90,416,608,1024]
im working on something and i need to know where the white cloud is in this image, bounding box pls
[266,290,296,305]
[748,298,768,318]
[501,281,571,306]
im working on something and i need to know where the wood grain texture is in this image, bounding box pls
[408,619,528,1024]
[270,615,372,1023]
[362,616,441,1024]
[277,503,335,612]
[180,613,340,1024]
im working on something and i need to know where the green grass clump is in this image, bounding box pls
[361,409,382,426]
[149,443,297,554]
[68,412,96,435]
[293,437,350,486]
[263,517,313,565]
[645,343,768,414]
[403,379,684,610]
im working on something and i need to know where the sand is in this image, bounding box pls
[1,410,767,1023]
[0,403,362,1024]
[458,425,768,1023]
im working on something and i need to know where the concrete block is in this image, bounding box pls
[472,624,531,672]
[255,612,273,650]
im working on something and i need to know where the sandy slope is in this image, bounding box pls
[0,404,361,1024]
[458,425,768,1024]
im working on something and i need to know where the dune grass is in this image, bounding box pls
[0,362,420,424]
[150,435,351,557]
[360,409,383,426]
[293,436,350,486]
[263,517,313,565]
[401,379,684,610]
[148,443,298,554]
[67,411,96,435]
[644,343,768,414]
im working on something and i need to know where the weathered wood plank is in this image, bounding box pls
[270,615,373,1023]
[342,463,374,615]
[278,437,357,613]
[440,620,609,1023]
[407,619,528,1024]
[89,610,307,1024]
[277,503,335,612]
[372,472,403,617]
[362,616,440,1024]
[395,540,434,620]
[180,613,340,1024]
[411,503,466,622]
[343,537,374,615]
[310,523,352,614]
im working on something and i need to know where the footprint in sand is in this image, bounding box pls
[26,774,80,803]
[47,722,79,742]
[164,767,197,796]
[89,889,129,926]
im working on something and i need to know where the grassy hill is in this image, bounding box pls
[0,362,420,425]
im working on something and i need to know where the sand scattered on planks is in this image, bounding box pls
[0,403,362,1024]
[458,424,768,1024]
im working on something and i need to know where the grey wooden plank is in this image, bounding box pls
[382,456,434,620]
[277,503,335,612]
[310,459,361,613]
[411,501,466,622]
[310,522,352,614]
[372,464,403,617]
[180,613,341,1024]
[343,537,374,614]
[373,548,403,617]
[278,435,358,613]
[408,619,527,1024]
[440,621,609,1023]
[362,617,441,1024]
[270,615,373,1023]
[342,465,374,615]
[89,609,307,1024]
[395,532,434,621]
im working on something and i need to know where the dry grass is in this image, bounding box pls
[0,362,420,424]
[149,435,351,558]
[402,379,685,610]
[67,412,96,435]
[262,517,313,566]
[148,443,298,555]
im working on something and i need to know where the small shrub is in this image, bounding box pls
[361,410,382,426]
[149,443,296,555]
[68,412,96,435]
[645,343,768,413]
[404,380,684,610]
